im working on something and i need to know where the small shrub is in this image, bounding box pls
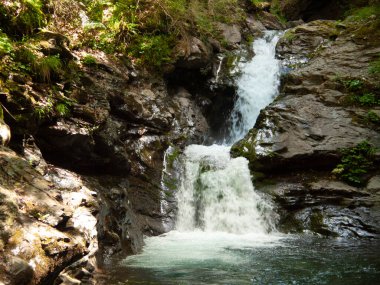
[332,141,376,186]
[82,55,97,66]
[356,93,379,106]
[344,79,363,91]
[369,56,380,74]
[0,32,13,56]
[55,102,71,117]
[35,55,62,82]
[129,35,173,67]
[367,110,380,124]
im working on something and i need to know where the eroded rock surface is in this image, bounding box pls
[0,146,98,285]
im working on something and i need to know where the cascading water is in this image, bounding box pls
[228,32,282,143]
[100,30,380,285]
[120,29,284,279]
[175,31,282,234]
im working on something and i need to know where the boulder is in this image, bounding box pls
[175,37,213,70]
[217,23,242,46]
[0,146,97,285]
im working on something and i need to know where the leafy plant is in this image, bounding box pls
[367,110,380,124]
[55,102,71,117]
[82,55,97,66]
[369,56,380,74]
[129,35,173,67]
[0,32,13,56]
[332,141,376,186]
[356,93,379,106]
[35,55,62,82]
[344,79,363,91]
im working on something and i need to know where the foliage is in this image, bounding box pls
[33,98,53,121]
[369,56,380,74]
[0,0,47,37]
[367,111,380,124]
[344,79,363,91]
[345,5,380,21]
[55,102,70,117]
[356,93,379,106]
[82,55,97,66]
[35,55,62,82]
[129,35,173,67]
[0,32,13,56]
[332,141,376,186]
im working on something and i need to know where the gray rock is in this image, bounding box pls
[217,23,242,46]
[175,37,212,69]
[367,176,380,192]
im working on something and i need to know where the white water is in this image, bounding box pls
[123,31,283,269]
[229,32,282,143]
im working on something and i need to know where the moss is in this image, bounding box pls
[366,110,380,125]
[332,141,376,186]
[82,55,98,66]
[0,32,13,56]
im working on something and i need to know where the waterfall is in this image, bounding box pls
[174,31,282,234]
[229,31,282,143]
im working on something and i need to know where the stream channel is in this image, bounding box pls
[97,31,380,284]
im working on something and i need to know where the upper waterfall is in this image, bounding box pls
[228,31,282,143]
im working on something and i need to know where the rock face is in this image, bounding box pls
[0,146,98,285]
[232,16,380,237]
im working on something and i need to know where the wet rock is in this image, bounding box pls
[175,37,213,70]
[276,20,338,66]
[246,16,266,37]
[367,176,380,192]
[257,11,286,30]
[6,257,34,285]
[234,17,380,238]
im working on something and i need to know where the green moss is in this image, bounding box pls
[345,5,380,20]
[35,55,62,82]
[129,35,174,67]
[0,32,13,56]
[369,55,380,75]
[367,110,380,124]
[82,55,98,66]
[332,141,376,186]
[283,30,296,42]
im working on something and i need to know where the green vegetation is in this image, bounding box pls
[332,141,376,186]
[345,5,380,21]
[355,93,379,106]
[367,111,380,124]
[82,55,98,66]
[0,0,47,37]
[35,55,62,82]
[369,56,380,75]
[0,32,13,56]
[344,79,363,91]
